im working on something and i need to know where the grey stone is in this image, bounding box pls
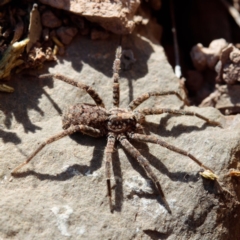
[0,34,240,239]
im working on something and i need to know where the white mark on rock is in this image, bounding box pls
[125,175,153,194]
[76,225,86,235]
[62,165,82,176]
[0,175,7,183]
[132,195,177,218]
[51,205,73,237]
[85,169,98,177]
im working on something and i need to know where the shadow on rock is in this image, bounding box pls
[145,114,212,138]
[63,34,153,103]
[0,129,21,144]
[0,62,59,135]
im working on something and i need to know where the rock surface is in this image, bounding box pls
[0,34,240,239]
[39,0,141,34]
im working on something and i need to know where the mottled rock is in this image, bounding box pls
[41,10,62,28]
[0,34,240,239]
[39,0,140,34]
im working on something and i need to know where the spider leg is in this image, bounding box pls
[128,91,187,111]
[12,125,101,174]
[105,133,116,212]
[137,107,221,126]
[128,132,214,172]
[118,134,171,213]
[39,74,105,108]
[112,46,122,107]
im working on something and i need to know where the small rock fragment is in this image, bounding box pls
[56,27,78,45]
[216,44,240,84]
[190,39,228,71]
[41,10,62,28]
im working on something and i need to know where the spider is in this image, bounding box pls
[12,46,220,213]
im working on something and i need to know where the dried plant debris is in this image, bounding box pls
[25,46,56,70]
[228,169,240,177]
[0,83,14,92]
[0,0,159,86]
[200,169,218,180]
[26,4,42,53]
[0,3,54,82]
[1,1,136,84]
[0,38,29,79]
[0,3,75,83]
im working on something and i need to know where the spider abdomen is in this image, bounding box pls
[62,103,108,135]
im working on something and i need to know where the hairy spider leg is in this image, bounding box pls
[118,134,171,213]
[128,91,186,111]
[11,125,101,174]
[112,46,122,108]
[39,74,105,108]
[138,107,221,127]
[128,132,214,172]
[105,133,116,212]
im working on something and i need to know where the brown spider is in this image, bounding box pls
[12,46,220,212]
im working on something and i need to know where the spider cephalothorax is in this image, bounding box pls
[12,46,220,212]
